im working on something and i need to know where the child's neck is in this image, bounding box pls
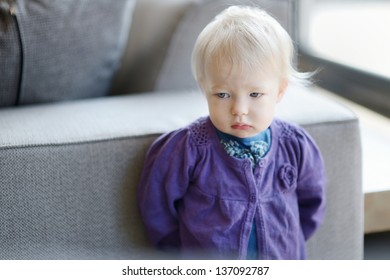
[216,129,270,146]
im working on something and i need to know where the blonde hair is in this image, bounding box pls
[191,5,309,85]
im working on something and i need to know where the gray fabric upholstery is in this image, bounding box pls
[0,137,154,259]
[110,0,197,95]
[305,121,363,259]
[0,0,135,107]
[156,0,296,91]
[0,0,21,106]
[0,87,363,259]
[0,90,208,148]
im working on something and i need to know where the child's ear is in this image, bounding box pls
[277,79,288,103]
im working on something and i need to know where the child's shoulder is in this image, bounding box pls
[272,118,318,146]
[152,116,211,149]
[186,116,211,146]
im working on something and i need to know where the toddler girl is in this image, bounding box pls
[137,5,326,260]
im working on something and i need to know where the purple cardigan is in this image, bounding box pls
[137,117,326,259]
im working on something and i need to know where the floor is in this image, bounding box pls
[364,231,390,260]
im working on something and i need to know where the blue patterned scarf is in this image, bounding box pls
[217,128,271,165]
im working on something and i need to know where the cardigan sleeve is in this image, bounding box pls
[137,128,196,250]
[295,127,326,241]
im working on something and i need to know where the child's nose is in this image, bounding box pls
[231,100,248,116]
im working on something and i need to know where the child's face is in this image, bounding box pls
[200,59,287,138]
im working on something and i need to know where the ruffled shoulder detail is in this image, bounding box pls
[188,117,209,146]
[273,118,297,139]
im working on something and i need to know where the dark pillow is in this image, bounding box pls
[0,0,135,107]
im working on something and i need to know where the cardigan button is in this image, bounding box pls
[250,194,257,202]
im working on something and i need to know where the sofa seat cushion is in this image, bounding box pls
[0,0,135,107]
[0,87,356,149]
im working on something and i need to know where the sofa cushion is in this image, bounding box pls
[156,0,297,91]
[0,0,135,107]
[110,0,198,95]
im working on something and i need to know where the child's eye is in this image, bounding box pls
[216,92,230,98]
[249,92,263,98]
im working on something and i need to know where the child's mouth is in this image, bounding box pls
[231,123,251,130]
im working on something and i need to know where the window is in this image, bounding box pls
[298,0,390,117]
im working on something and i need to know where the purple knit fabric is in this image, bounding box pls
[137,117,326,259]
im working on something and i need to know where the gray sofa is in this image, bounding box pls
[0,0,363,259]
